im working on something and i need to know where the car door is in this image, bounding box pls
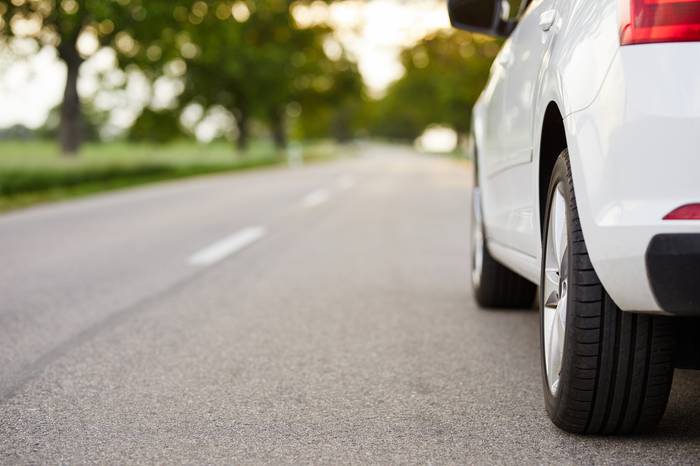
[478,39,518,248]
[480,40,512,174]
[497,0,558,256]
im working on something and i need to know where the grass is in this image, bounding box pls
[0,140,341,212]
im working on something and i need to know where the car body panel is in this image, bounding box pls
[473,0,700,314]
[475,0,617,282]
[566,43,700,312]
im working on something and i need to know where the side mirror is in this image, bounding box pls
[448,0,514,37]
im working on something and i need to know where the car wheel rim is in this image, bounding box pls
[471,187,483,289]
[543,183,569,397]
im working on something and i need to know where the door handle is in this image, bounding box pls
[539,9,557,32]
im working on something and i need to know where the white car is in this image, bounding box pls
[449,0,700,434]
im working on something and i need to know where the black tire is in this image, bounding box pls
[541,150,675,435]
[470,168,536,309]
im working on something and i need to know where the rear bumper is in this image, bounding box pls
[565,43,700,314]
[646,234,700,315]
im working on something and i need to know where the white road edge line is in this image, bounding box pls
[302,189,330,208]
[188,226,267,266]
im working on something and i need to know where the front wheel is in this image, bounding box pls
[540,150,675,434]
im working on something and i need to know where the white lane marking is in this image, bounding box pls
[302,189,330,208]
[337,175,355,190]
[188,226,267,266]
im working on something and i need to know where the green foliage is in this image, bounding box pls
[369,30,499,141]
[0,0,133,50]
[120,0,365,148]
[0,140,340,210]
[0,140,266,197]
[128,109,184,143]
[0,0,169,153]
[294,56,365,141]
[39,102,110,142]
[0,1,365,150]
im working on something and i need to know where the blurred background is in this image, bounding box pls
[0,0,500,211]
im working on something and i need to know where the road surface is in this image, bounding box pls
[1,145,699,464]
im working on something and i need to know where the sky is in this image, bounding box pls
[0,0,450,130]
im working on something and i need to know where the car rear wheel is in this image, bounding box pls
[470,178,536,309]
[541,150,675,434]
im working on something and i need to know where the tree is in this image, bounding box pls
[122,0,362,151]
[182,0,358,150]
[128,108,184,143]
[0,1,363,153]
[0,0,158,154]
[293,50,365,142]
[369,31,499,142]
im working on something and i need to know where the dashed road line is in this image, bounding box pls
[188,226,267,266]
[301,189,331,208]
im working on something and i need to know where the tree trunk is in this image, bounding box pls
[270,109,287,150]
[236,111,250,152]
[332,108,352,143]
[58,42,84,156]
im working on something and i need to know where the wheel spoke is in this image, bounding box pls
[558,281,568,327]
[544,288,559,309]
[553,189,567,269]
[543,306,556,370]
[544,268,558,288]
[546,306,561,386]
[544,268,559,309]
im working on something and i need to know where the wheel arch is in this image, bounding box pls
[538,102,568,239]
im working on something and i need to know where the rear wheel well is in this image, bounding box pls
[539,103,568,237]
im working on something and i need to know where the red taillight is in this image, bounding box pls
[620,0,700,45]
[664,204,700,220]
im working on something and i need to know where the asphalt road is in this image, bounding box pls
[1,144,700,464]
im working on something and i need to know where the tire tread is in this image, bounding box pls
[543,150,674,435]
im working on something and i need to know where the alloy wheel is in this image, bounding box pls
[543,183,569,396]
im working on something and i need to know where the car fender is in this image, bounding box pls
[531,0,620,247]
